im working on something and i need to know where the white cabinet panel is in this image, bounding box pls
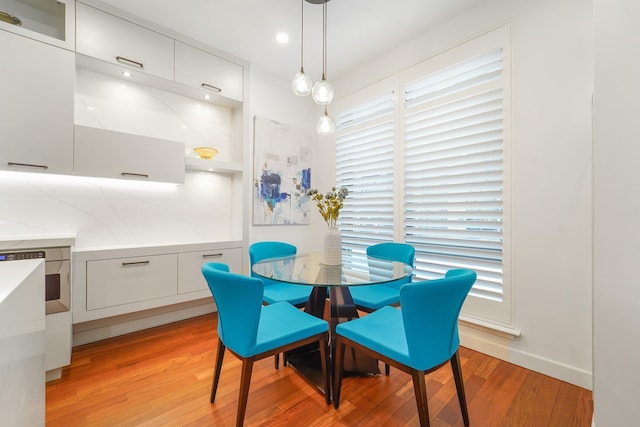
[74,125,185,184]
[0,30,74,174]
[178,247,242,294]
[0,0,74,50]
[75,2,174,80]
[175,41,243,102]
[86,254,177,310]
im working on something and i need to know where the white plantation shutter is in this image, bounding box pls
[403,48,505,302]
[332,25,511,325]
[335,94,395,256]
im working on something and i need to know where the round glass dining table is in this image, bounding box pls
[252,251,413,398]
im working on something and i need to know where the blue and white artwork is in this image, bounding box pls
[253,116,312,225]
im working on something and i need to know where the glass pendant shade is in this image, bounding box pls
[317,108,336,135]
[292,69,313,96]
[312,77,334,105]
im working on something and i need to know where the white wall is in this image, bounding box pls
[330,0,594,388]
[247,67,331,254]
[593,0,640,424]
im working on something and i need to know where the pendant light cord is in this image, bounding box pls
[322,0,327,80]
[300,0,305,72]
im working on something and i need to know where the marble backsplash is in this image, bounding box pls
[75,68,234,161]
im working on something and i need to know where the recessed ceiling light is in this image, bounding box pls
[122,71,132,78]
[276,32,289,44]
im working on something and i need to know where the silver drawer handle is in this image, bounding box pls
[8,162,48,170]
[116,56,144,69]
[122,260,150,266]
[0,10,22,26]
[201,83,222,93]
[121,172,149,178]
[202,253,223,259]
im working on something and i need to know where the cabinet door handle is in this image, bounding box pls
[0,10,22,26]
[116,56,144,69]
[122,260,150,266]
[8,162,48,170]
[121,172,149,178]
[202,253,223,259]
[201,83,222,93]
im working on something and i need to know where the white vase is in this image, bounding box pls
[324,226,342,265]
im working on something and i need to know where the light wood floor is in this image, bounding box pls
[46,313,592,426]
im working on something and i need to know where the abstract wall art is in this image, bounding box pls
[253,116,312,225]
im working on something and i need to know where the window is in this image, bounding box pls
[334,26,511,325]
[335,92,395,256]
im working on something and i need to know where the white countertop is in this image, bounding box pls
[0,234,76,251]
[0,259,44,305]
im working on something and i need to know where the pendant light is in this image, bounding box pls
[291,0,312,96]
[311,0,334,105]
[317,106,336,135]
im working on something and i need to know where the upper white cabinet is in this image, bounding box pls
[0,0,75,50]
[74,125,185,184]
[75,2,174,81]
[0,29,74,175]
[175,41,244,103]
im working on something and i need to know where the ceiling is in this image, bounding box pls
[98,0,486,83]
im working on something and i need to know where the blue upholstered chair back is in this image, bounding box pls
[400,269,476,370]
[201,262,263,356]
[249,241,297,278]
[367,242,415,288]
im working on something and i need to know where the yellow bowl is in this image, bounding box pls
[193,147,219,160]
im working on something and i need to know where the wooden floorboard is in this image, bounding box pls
[46,313,593,426]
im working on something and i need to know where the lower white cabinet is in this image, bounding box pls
[87,254,177,310]
[73,242,244,323]
[178,247,243,294]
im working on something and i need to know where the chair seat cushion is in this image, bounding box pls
[349,285,400,310]
[262,282,312,306]
[336,306,413,367]
[248,302,327,357]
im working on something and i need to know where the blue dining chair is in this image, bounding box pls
[202,263,330,427]
[249,241,313,369]
[349,242,415,312]
[333,269,477,427]
[249,241,312,308]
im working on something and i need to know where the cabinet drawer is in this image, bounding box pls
[87,254,177,310]
[178,247,243,294]
[75,2,174,80]
[175,41,243,102]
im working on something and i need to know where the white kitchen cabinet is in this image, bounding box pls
[0,0,75,50]
[75,2,174,81]
[74,125,185,184]
[175,41,244,102]
[86,254,177,311]
[0,29,74,175]
[178,247,243,294]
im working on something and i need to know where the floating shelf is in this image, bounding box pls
[185,157,243,174]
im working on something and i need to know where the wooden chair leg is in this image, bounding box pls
[211,340,226,403]
[333,337,346,409]
[411,369,430,427]
[236,358,255,427]
[450,351,470,427]
[318,333,331,405]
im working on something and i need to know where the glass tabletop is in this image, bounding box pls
[251,252,413,287]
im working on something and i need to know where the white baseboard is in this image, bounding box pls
[460,325,592,390]
[73,299,217,346]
